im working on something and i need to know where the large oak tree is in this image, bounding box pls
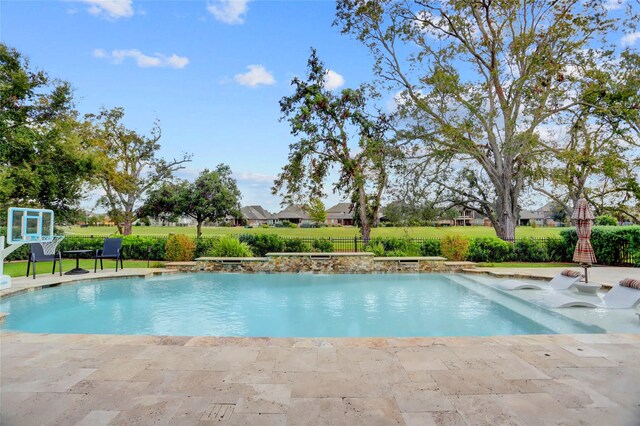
[273,50,397,240]
[336,0,635,239]
[140,165,242,238]
[87,107,191,235]
[0,43,96,222]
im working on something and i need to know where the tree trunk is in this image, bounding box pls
[357,185,371,241]
[491,189,518,241]
[122,210,134,236]
[123,219,132,236]
[197,221,203,238]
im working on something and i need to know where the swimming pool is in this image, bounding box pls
[0,273,603,337]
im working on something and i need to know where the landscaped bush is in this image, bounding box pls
[364,241,385,256]
[312,238,334,252]
[240,234,285,256]
[195,237,218,258]
[560,225,640,265]
[467,237,512,262]
[545,238,570,262]
[419,239,441,256]
[440,235,469,261]
[121,236,167,260]
[207,236,253,257]
[595,215,617,226]
[164,234,196,261]
[513,238,549,262]
[283,238,309,252]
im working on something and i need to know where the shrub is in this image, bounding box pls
[467,237,512,262]
[420,239,441,256]
[312,238,334,252]
[283,238,309,252]
[240,234,285,256]
[560,225,640,265]
[122,236,167,260]
[288,222,298,228]
[208,236,253,257]
[364,241,385,256]
[545,238,569,262]
[260,224,269,228]
[595,215,617,226]
[386,249,409,257]
[513,238,549,262]
[195,237,218,258]
[366,237,421,256]
[530,220,537,228]
[440,235,470,261]
[164,234,196,261]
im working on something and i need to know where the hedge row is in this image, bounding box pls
[2,226,638,265]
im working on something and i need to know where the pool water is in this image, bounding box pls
[0,273,603,337]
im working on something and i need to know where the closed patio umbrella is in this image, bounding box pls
[571,198,596,282]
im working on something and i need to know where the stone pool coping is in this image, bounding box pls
[1,331,638,424]
[0,268,176,299]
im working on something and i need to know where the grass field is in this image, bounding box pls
[62,225,566,239]
[3,259,158,278]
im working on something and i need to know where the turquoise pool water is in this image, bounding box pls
[0,273,603,337]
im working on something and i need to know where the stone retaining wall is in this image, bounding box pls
[165,253,476,274]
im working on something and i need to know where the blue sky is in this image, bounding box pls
[2,1,638,214]
[2,0,377,212]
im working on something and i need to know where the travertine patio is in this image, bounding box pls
[1,332,639,425]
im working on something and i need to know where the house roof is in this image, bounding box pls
[275,204,310,220]
[326,202,353,219]
[519,210,544,220]
[241,205,273,220]
[326,202,353,213]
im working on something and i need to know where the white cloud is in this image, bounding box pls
[92,48,108,58]
[235,172,277,183]
[94,48,190,69]
[206,0,249,25]
[323,69,345,90]
[79,0,134,19]
[621,31,640,46]
[604,0,626,10]
[234,65,275,87]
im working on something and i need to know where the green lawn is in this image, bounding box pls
[63,225,565,239]
[3,259,157,278]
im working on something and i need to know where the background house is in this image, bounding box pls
[274,204,312,225]
[326,203,354,226]
[437,208,489,226]
[238,205,275,226]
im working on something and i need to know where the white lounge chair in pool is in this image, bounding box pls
[496,270,583,291]
[539,279,640,309]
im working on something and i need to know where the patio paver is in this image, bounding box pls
[1,332,639,425]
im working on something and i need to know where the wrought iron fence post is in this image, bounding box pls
[354,236,358,252]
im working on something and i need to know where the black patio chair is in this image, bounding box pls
[26,244,63,280]
[94,238,124,272]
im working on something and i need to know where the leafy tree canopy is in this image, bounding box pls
[87,107,191,235]
[336,0,637,239]
[140,165,242,237]
[0,43,97,222]
[273,49,399,239]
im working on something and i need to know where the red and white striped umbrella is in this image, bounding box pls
[572,218,596,265]
[571,199,596,282]
[571,198,595,221]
